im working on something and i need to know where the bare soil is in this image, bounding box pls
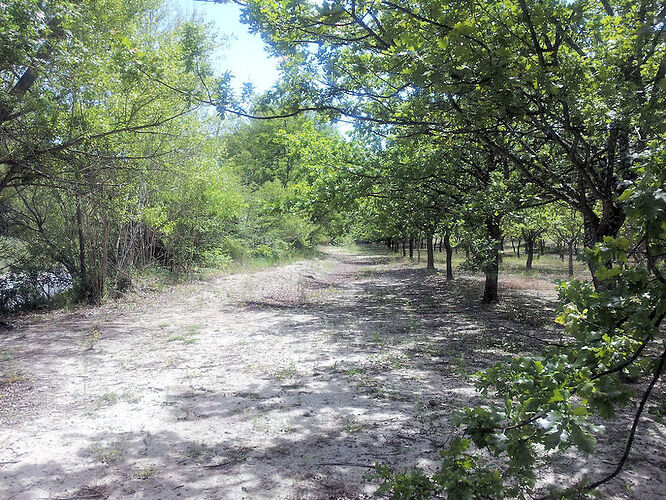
[0,246,664,499]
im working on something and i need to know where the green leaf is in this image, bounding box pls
[572,406,589,416]
[548,389,565,403]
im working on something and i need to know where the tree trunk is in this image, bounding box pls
[402,240,406,257]
[582,204,625,288]
[75,196,89,303]
[426,233,435,271]
[525,238,534,270]
[517,238,521,258]
[444,230,453,280]
[568,240,574,277]
[482,218,501,304]
[409,237,414,259]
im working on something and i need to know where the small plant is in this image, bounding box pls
[268,363,297,380]
[94,392,118,409]
[2,371,28,384]
[408,310,418,334]
[185,324,202,335]
[134,465,158,480]
[185,442,217,461]
[83,328,102,350]
[453,353,466,377]
[92,390,137,410]
[376,385,409,401]
[0,347,15,363]
[88,440,126,465]
[346,366,367,376]
[343,418,364,434]
[251,413,271,432]
[370,331,383,344]
[167,335,195,344]
[649,399,666,422]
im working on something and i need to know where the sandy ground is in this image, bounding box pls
[0,246,664,499]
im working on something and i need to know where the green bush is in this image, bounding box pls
[218,237,248,263]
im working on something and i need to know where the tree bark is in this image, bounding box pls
[75,195,89,303]
[409,237,414,259]
[525,239,534,270]
[482,218,501,304]
[582,204,626,288]
[538,238,544,258]
[0,18,63,126]
[444,230,454,280]
[568,240,574,277]
[426,233,435,271]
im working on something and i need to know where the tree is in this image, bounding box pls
[508,207,551,270]
[1,1,205,198]
[375,148,666,500]
[230,0,665,285]
[1,1,234,303]
[550,203,584,277]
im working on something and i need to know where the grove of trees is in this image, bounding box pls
[2,0,664,498]
[229,0,665,497]
[1,0,351,310]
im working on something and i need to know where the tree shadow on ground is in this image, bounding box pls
[0,248,663,499]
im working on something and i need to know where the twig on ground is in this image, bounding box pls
[316,462,375,468]
[203,459,243,469]
[50,496,105,500]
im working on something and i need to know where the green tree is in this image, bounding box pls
[550,203,584,277]
[508,206,551,270]
[375,149,666,499]
[230,0,665,285]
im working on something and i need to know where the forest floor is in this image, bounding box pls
[0,246,664,499]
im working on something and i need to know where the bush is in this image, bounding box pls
[200,248,234,269]
[0,271,72,313]
[216,237,248,263]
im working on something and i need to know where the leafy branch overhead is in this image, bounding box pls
[215,0,666,496]
[1,0,664,498]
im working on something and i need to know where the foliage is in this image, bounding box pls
[376,166,665,497]
[2,1,664,497]
[0,1,346,310]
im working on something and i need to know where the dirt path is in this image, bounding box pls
[0,247,664,499]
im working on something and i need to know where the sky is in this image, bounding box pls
[168,1,354,136]
[170,0,280,93]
